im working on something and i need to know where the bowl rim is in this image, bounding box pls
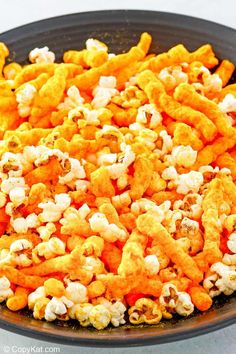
[0,9,235,347]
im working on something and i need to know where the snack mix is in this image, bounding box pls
[0,33,235,329]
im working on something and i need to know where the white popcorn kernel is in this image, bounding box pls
[45,297,67,322]
[175,292,194,316]
[162,166,178,181]
[0,276,13,303]
[58,86,84,110]
[89,304,111,330]
[75,180,90,192]
[112,191,131,209]
[180,217,199,236]
[1,177,25,194]
[15,253,32,267]
[159,130,173,155]
[29,46,55,64]
[92,76,118,109]
[99,76,116,89]
[10,239,32,253]
[227,233,236,253]
[47,237,66,255]
[106,163,126,179]
[144,255,160,275]
[78,204,91,219]
[9,187,26,206]
[86,38,108,52]
[203,73,222,93]
[16,84,37,118]
[171,145,197,168]
[59,158,86,184]
[97,153,117,166]
[26,213,40,228]
[0,192,7,208]
[65,282,88,304]
[37,222,56,241]
[136,104,162,129]
[89,213,109,233]
[38,201,62,223]
[219,93,236,113]
[176,171,203,194]
[11,217,28,234]
[28,286,46,309]
[54,193,71,211]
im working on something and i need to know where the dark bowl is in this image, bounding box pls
[0,9,235,347]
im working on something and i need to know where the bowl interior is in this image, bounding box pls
[0,9,235,347]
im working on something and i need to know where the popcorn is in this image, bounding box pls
[86,38,108,52]
[1,177,26,194]
[57,86,84,110]
[16,84,37,117]
[176,171,203,194]
[219,94,236,113]
[38,194,71,223]
[0,276,13,303]
[9,187,26,207]
[160,283,194,316]
[227,233,236,253]
[92,76,118,108]
[28,286,46,309]
[59,158,86,185]
[159,130,173,155]
[11,217,28,234]
[162,166,178,181]
[29,46,55,64]
[44,297,69,322]
[26,213,40,228]
[88,304,111,330]
[37,222,56,241]
[136,104,162,129]
[204,262,236,297]
[171,145,197,168]
[78,204,91,219]
[65,282,88,304]
[144,255,160,275]
[10,239,32,253]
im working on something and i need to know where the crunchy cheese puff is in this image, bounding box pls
[24,158,63,186]
[4,128,52,146]
[152,191,183,205]
[216,153,236,180]
[174,83,236,138]
[0,42,9,76]
[6,287,30,311]
[69,34,148,90]
[189,286,212,311]
[90,166,115,198]
[202,178,224,264]
[172,123,203,151]
[118,230,147,280]
[101,242,122,273]
[138,71,217,141]
[14,63,56,88]
[0,265,48,289]
[189,44,218,69]
[44,278,65,297]
[220,174,236,206]
[194,137,235,168]
[32,66,67,115]
[148,44,190,73]
[130,155,153,200]
[87,280,106,299]
[0,233,40,250]
[145,172,167,196]
[137,213,203,282]
[215,59,235,87]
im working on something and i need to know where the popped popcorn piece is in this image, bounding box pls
[219,93,236,113]
[0,152,23,177]
[10,239,32,253]
[29,46,55,64]
[9,187,26,207]
[223,253,236,266]
[179,217,199,236]
[57,86,84,110]
[65,282,88,304]
[16,84,37,118]
[144,255,160,275]
[26,213,40,228]
[159,130,173,155]
[176,171,203,194]
[37,222,56,241]
[88,304,111,330]
[203,72,222,93]
[44,297,69,321]
[112,191,131,209]
[59,158,86,184]
[158,65,188,90]
[38,194,71,223]
[1,177,26,194]
[75,180,90,193]
[227,233,236,253]
[171,145,197,168]
[86,39,108,52]
[11,217,28,234]
[28,286,47,309]
[0,192,7,208]
[92,76,118,109]
[95,298,126,327]
[204,262,236,297]
[69,303,93,326]
[162,166,178,181]
[0,276,13,303]
[34,237,66,260]
[78,204,91,219]
[136,104,162,129]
